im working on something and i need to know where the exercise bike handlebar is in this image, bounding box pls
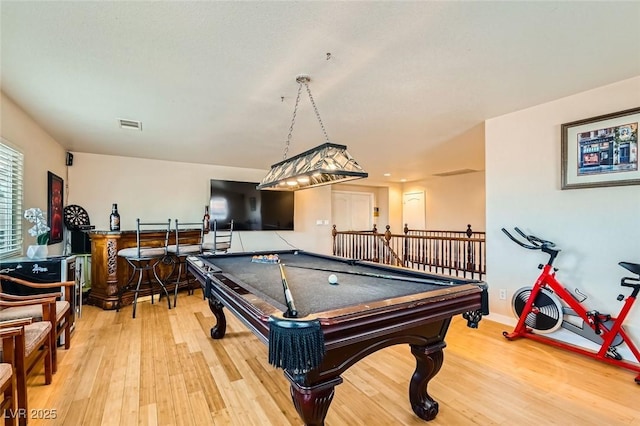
[501,227,557,250]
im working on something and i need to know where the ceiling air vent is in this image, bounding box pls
[118,118,143,131]
[432,168,478,177]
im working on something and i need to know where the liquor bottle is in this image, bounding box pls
[110,203,121,231]
[203,205,210,231]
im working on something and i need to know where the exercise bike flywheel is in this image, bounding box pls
[512,287,564,333]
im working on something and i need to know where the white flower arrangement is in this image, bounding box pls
[24,207,50,245]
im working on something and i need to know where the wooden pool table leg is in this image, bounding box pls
[286,374,343,426]
[409,341,446,421]
[207,298,227,339]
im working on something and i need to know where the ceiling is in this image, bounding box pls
[2,1,639,186]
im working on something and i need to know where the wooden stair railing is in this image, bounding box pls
[332,224,486,280]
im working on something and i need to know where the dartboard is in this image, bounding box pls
[63,204,90,230]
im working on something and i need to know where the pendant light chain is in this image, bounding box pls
[302,80,331,144]
[283,82,304,161]
[282,75,330,160]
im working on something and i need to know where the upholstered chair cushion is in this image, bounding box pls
[117,247,166,258]
[0,322,51,361]
[167,244,201,255]
[0,363,11,388]
[23,322,51,355]
[0,301,69,323]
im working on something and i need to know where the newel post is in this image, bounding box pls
[372,224,379,262]
[465,224,474,272]
[332,225,337,256]
[403,224,410,266]
[384,225,392,264]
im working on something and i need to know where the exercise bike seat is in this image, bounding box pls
[619,261,640,276]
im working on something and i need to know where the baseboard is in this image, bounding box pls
[485,312,517,326]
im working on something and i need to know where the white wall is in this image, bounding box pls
[387,183,403,233]
[1,92,68,256]
[486,76,640,348]
[420,122,485,177]
[404,171,486,232]
[67,152,334,254]
[401,122,486,233]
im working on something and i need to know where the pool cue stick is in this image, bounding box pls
[278,263,298,318]
[282,263,457,286]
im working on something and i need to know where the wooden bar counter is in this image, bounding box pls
[88,229,200,309]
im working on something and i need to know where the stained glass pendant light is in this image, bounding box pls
[257,75,368,191]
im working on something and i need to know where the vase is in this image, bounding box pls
[26,244,48,260]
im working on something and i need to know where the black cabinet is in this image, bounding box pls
[0,255,78,341]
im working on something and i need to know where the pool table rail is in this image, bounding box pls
[198,264,484,338]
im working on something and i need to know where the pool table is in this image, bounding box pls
[186,250,488,425]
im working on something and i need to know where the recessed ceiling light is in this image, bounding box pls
[383,173,391,177]
[118,118,142,131]
[400,179,407,182]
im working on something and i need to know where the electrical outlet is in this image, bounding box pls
[499,289,507,300]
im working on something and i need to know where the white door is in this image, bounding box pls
[403,191,426,230]
[331,192,351,230]
[350,193,373,231]
[332,191,373,231]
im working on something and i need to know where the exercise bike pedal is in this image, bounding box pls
[606,347,623,361]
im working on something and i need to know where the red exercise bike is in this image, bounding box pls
[502,227,640,384]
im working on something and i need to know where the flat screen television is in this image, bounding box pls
[209,180,295,231]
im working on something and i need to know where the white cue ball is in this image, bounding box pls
[328,274,338,285]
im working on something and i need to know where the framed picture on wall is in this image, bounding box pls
[47,171,64,244]
[561,107,640,190]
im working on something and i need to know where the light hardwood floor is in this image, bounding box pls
[25,290,640,425]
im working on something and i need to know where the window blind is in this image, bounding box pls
[0,139,24,259]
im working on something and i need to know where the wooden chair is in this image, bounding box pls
[117,219,172,318]
[0,326,20,426]
[166,219,204,307]
[0,275,73,372]
[0,312,55,426]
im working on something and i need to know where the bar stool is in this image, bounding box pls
[116,219,171,318]
[166,219,204,307]
[202,219,234,253]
